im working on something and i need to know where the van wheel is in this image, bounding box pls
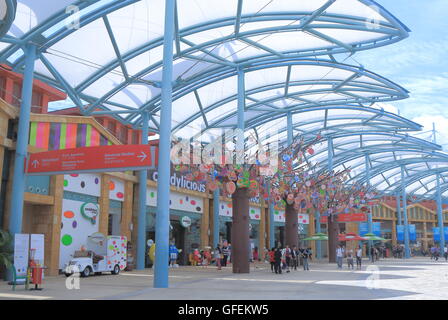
[81,267,92,277]
[111,265,120,275]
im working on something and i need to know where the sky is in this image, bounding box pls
[353,0,448,148]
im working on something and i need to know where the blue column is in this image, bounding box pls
[236,67,245,164]
[9,44,36,235]
[136,112,149,270]
[436,173,445,251]
[154,0,175,288]
[365,154,373,259]
[328,137,333,173]
[213,189,220,249]
[396,191,402,225]
[315,210,322,259]
[401,166,411,258]
[267,182,275,249]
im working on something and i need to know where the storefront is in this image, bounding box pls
[146,188,204,266]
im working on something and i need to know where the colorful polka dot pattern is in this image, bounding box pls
[146,189,203,213]
[219,202,261,220]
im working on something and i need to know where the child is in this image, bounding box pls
[169,242,178,268]
[193,249,201,266]
[202,248,211,268]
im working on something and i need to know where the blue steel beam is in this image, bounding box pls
[8,44,36,240]
[401,166,411,258]
[154,0,175,289]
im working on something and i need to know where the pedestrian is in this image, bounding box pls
[269,248,275,273]
[370,246,375,263]
[356,246,362,269]
[435,246,440,261]
[202,248,211,268]
[430,245,436,260]
[444,245,448,261]
[347,249,354,270]
[214,244,222,270]
[302,247,310,271]
[284,245,291,273]
[308,247,313,261]
[336,245,344,269]
[291,246,298,271]
[222,242,230,267]
[253,246,259,262]
[274,247,282,274]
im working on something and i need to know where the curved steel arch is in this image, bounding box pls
[0,0,16,38]
[0,0,410,122]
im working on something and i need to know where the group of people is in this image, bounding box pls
[213,242,231,270]
[336,245,363,270]
[268,245,313,274]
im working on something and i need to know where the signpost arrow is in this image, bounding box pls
[137,151,147,162]
[26,144,154,176]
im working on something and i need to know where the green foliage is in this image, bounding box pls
[0,230,13,270]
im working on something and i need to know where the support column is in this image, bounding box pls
[392,219,397,246]
[396,191,402,225]
[267,183,275,250]
[436,173,445,250]
[200,193,210,249]
[154,0,175,288]
[47,175,64,276]
[422,221,427,251]
[231,187,250,273]
[315,210,322,259]
[366,154,373,260]
[259,200,266,261]
[401,166,411,258]
[136,112,148,270]
[213,189,220,248]
[8,44,36,235]
[285,203,298,248]
[327,137,338,263]
[308,212,316,255]
[98,174,111,236]
[121,181,134,241]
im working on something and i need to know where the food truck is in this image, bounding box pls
[64,234,127,277]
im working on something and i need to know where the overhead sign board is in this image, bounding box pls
[26,145,153,175]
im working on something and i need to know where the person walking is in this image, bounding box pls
[302,247,310,271]
[356,246,363,269]
[291,246,298,271]
[274,247,282,274]
[336,245,344,269]
[214,244,222,270]
[269,248,275,273]
[284,245,291,273]
[222,243,230,267]
[370,246,375,263]
[444,245,448,261]
[347,249,354,270]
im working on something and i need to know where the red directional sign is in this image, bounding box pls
[26,144,153,175]
[320,213,367,223]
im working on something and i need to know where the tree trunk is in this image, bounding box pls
[231,187,250,273]
[328,214,339,263]
[285,203,298,248]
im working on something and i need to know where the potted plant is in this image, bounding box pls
[0,230,13,279]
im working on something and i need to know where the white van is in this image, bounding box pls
[64,234,127,277]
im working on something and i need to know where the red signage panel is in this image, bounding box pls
[26,145,153,175]
[320,213,367,223]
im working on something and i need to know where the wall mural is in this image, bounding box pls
[63,173,101,197]
[29,122,112,151]
[146,188,203,214]
[59,199,100,269]
[109,178,125,202]
[218,201,261,221]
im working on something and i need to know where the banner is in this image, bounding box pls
[360,222,381,236]
[433,227,448,242]
[397,225,416,242]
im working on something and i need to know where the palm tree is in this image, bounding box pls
[0,230,13,271]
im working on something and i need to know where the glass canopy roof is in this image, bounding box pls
[3,0,448,201]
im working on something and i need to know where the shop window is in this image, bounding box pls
[12,82,21,107]
[0,76,5,100]
[31,91,43,113]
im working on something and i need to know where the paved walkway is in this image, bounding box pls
[1,257,448,300]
